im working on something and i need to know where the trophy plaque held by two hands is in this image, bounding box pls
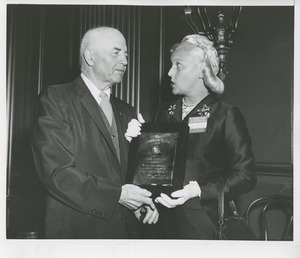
[127,122,189,197]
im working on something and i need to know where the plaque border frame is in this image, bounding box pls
[126,122,189,196]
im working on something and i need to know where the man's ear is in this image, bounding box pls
[83,49,94,67]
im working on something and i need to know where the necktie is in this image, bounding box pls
[99,91,113,126]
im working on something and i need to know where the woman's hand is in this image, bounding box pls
[155,181,201,208]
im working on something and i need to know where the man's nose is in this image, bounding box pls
[120,54,128,65]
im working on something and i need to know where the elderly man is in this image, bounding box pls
[32,27,158,239]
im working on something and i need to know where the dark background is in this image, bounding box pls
[6,5,293,239]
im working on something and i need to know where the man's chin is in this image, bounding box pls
[112,77,123,84]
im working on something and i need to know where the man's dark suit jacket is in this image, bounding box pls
[32,76,136,239]
[154,93,256,239]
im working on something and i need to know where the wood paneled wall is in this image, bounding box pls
[6,4,163,237]
[6,5,163,195]
[6,4,293,238]
[160,6,293,239]
[7,5,44,195]
[161,6,293,170]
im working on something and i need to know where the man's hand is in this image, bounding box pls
[155,181,201,208]
[134,203,159,224]
[202,59,224,94]
[119,184,153,210]
[125,113,145,142]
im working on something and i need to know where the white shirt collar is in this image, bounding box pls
[81,73,111,104]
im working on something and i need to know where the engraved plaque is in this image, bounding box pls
[127,122,189,196]
[132,132,178,185]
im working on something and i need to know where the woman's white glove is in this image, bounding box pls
[125,113,145,142]
[155,181,201,208]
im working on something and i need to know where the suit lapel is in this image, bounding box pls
[75,77,120,166]
[110,96,131,180]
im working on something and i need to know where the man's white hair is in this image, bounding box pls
[79,27,121,68]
